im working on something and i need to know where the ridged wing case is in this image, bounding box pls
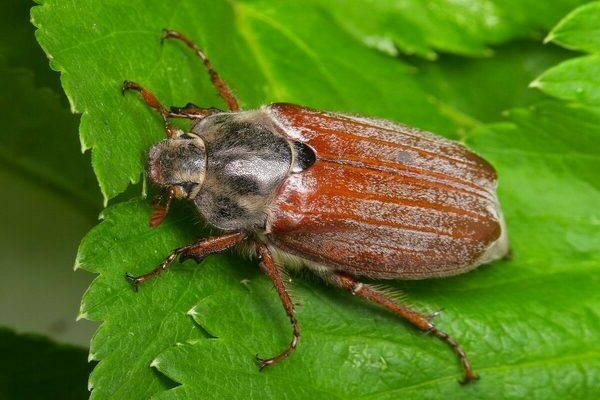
[264,103,507,279]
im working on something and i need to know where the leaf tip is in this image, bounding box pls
[425,51,438,61]
[187,306,198,317]
[543,32,555,45]
[76,311,89,321]
[529,79,542,89]
[88,352,98,362]
[150,358,160,369]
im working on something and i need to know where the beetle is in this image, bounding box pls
[123,29,509,384]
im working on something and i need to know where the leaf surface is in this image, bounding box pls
[31,0,600,399]
[534,1,600,105]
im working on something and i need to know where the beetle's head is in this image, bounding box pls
[148,132,206,200]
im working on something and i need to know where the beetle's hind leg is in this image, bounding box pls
[325,272,478,385]
[254,242,300,370]
[161,29,240,112]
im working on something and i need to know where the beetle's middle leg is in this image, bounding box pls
[125,232,247,289]
[122,81,221,134]
[325,272,478,385]
[254,242,300,370]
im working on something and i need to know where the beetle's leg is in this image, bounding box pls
[122,80,177,138]
[161,29,240,112]
[326,272,478,385]
[254,242,300,370]
[167,103,223,119]
[149,186,176,228]
[125,232,247,290]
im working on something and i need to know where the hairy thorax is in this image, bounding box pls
[191,111,293,231]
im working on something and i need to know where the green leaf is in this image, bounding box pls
[0,328,92,400]
[532,55,600,105]
[76,201,206,399]
[545,1,600,53]
[533,2,600,105]
[414,40,573,127]
[320,0,588,58]
[35,0,600,398]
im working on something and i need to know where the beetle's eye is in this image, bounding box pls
[180,182,197,195]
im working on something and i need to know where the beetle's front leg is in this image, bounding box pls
[325,272,478,385]
[122,80,178,138]
[254,242,300,370]
[125,232,247,289]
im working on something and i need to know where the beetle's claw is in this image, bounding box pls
[160,28,176,45]
[459,373,480,385]
[254,354,273,371]
[125,272,141,292]
[121,80,139,96]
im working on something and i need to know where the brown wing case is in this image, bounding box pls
[264,103,503,279]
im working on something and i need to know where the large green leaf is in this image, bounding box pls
[33,0,600,398]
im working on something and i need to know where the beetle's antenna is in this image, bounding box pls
[149,186,176,227]
[161,29,241,112]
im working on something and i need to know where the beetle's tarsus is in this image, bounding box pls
[124,272,141,292]
[160,28,177,45]
[459,373,480,385]
[254,354,273,372]
[121,80,136,96]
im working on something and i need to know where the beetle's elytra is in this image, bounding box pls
[124,30,509,384]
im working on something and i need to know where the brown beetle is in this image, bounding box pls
[124,30,508,384]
